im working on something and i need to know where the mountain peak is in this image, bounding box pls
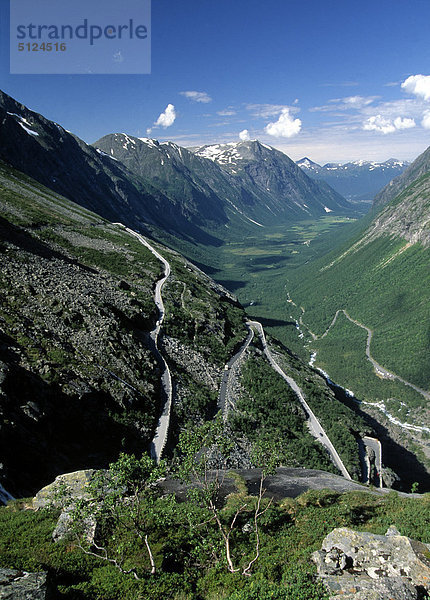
[296,157,322,172]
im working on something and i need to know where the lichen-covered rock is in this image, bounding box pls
[319,572,418,600]
[33,469,108,543]
[0,568,48,599]
[312,526,430,599]
[32,469,96,510]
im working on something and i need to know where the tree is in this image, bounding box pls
[54,453,169,579]
[176,415,278,576]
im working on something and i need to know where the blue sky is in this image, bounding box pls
[1,0,430,163]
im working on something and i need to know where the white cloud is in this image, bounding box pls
[311,96,379,112]
[217,109,236,116]
[363,115,396,134]
[239,129,250,141]
[246,103,299,118]
[340,95,377,109]
[154,104,176,129]
[422,111,430,129]
[180,91,212,103]
[401,75,430,102]
[264,108,301,138]
[363,114,416,134]
[393,116,416,130]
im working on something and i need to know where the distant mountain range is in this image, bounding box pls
[0,89,356,256]
[189,141,350,218]
[296,157,409,203]
[93,136,351,228]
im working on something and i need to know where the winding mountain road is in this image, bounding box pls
[247,320,352,480]
[319,309,430,401]
[115,224,173,462]
[218,325,254,419]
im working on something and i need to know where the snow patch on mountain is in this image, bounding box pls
[138,137,159,148]
[18,123,39,137]
[7,112,39,136]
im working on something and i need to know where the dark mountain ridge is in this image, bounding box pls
[1,89,357,255]
[373,145,430,208]
[0,90,226,246]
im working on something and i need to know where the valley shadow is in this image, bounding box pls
[248,315,296,328]
[328,384,430,492]
[172,223,224,248]
[251,255,291,266]
[191,261,220,275]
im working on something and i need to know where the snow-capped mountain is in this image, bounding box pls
[93,136,355,226]
[189,140,352,218]
[0,90,230,243]
[0,88,355,253]
[295,157,322,173]
[296,157,409,203]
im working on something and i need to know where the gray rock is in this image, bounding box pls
[33,469,103,543]
[0,568,48,599]
[386,524,401,537]
[32,469,96,510]
[52,508,96,544]
[321,572,418,600]
[312,526,430,600]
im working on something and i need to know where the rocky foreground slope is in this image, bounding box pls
[0,161,246,497]
[1,157,388,499]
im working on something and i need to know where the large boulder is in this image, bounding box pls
[312,526,430,600]
[32,470,96,510]
[33,469,100,543]
[0,568,49,599]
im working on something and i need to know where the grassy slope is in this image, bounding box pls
[229,340,371,480]
[286,172,430,394]
[0,488,429,599]
[288,234,429,391]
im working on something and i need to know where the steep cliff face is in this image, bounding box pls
[365,172,430,247]
[0,161,246,497]
[373,144,430,209]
